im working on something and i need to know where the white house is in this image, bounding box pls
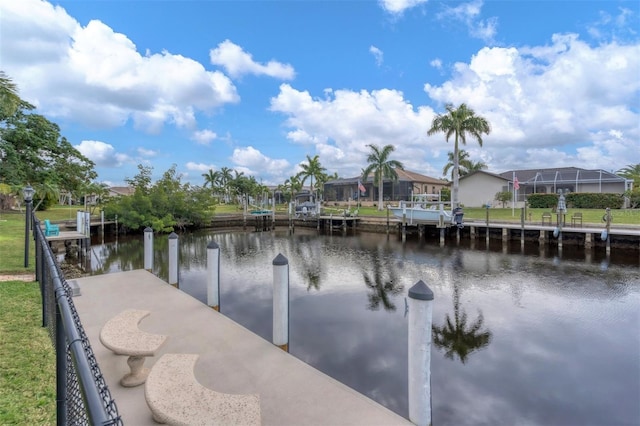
[459,167,632,207]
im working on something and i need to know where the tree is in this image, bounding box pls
[495,191,512,208]
[297,155,326,196]
[617,164,640,184]
[1,107,96,206]
[0,71,24,120]
[443,150,471,179]
[105,164,213,232]
[219,167,234,203]
[361,144,404,211]
[618,164,640,208]
[428,103,491,208]
[202,169,221,201]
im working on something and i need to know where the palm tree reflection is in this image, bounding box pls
[362,250,403,311]
[432,282,492,363]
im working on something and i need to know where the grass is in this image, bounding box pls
[0,280,56,425]
[0,211,35,274]
[0,212,55,425]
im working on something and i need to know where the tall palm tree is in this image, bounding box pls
[361,144,404,211]
[219,167,234,203]
[428,103,491,207]
[285,175,303,203]
[201,169,220,197]
[297,155,326,196]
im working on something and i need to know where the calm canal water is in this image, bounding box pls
[83,228,640,425]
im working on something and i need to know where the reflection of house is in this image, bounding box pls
[459,167,633,207]
[323,170,448,205]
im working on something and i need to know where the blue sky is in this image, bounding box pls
[1,0,639,187]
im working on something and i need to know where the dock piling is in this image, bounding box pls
[207,241,220,311]
[144,227,153,272]
[408,280,433,426]
[168,232,178,287]
[272,253,289,352]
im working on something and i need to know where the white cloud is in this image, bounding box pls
[185,162,216,172]
[369,46,384,67]
[137,148,158,157]
[75,140,130,167]
[422,36,639,172]
[0,0,239,132]
[231,146,291,184]
[379,0,428,15]
[209,39,295,80]
[270,84,439,178]
[430,58,443,69]
[437,0,497,43]
[191,129,218,146]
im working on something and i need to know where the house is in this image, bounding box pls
[459,167,633,207]
[108,187,135,197]
[323,169,448,206]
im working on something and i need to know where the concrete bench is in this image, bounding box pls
[99,309,167,387]
[145,353,261,425]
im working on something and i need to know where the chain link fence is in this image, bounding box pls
[33,215,122,425]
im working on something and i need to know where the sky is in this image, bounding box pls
[1,0,639,188]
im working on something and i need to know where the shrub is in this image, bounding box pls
[527,192,624,209]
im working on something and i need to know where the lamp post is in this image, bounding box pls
[23,185,35,267]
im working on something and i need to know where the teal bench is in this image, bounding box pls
[44,219,60,236]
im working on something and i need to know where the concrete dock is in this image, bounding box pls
[72,269,411,425]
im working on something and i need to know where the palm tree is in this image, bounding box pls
[285,175,303,203]
[297,155,326,197]
[428,103,491,207]
[219,167,234,203]
[0,71,22,119]
[467,159,488,174]
[443,150,471,179]
[361,144,404,211]
[617,164,640,184]
[201,169,220,198]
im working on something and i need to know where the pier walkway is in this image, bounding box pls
[72,269,410,425]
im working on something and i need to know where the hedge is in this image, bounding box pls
[527,193,624,209]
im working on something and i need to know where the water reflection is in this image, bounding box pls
[83,228,640,425]
[362,247,403,311]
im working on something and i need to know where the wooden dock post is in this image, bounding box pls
[604,207,611,256]
[408,280,433,426]
[272,253,289,352]
[144,227,153,272]
[168,232,178,287]
[402,206,407,243]
[207,241,220,311]
[386,206,390,235]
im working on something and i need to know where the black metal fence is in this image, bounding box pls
[33,215,122,425]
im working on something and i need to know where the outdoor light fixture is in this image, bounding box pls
[23,184,35,267]
[23,184,35,202]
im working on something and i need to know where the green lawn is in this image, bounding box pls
[0,280,56,425]
[0,212,55,425]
